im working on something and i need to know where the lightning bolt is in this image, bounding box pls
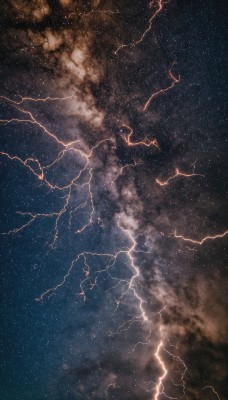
[115,0,168,54]
[121,124,160,149]
[174,230,228,246]
[0,94,77,105]
[0,95,111,248]
[156,166,204,186]
[69,9,120,20]
[143,69,180,112]
[1,1,224,398]
[153,341,168,400]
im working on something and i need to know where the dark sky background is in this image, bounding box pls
[0,1,228,399]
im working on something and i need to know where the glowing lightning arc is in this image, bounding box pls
[122,124,160,149]
[115,0,167,54]
[174,230,228,246]
[156,167,204,186]
[153,341,167,400]
[143,69,180,112]
[0,1,225,398]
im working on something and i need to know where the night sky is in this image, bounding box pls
[0,1,228,399]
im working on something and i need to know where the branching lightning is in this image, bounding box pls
[156,165,204,186]
[0,94,187,396]
[115,0,168,54]
[1,1,225,398]
[0,95,111,247]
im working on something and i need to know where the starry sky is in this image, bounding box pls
[0,1,228,399]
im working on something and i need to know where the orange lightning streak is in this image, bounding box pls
[116,220,149,322]
[143,69,180,112]
[153,341,168,400]
[1,211,58,235]
[0,143,106,247]
[152,341,188,400]
[150,307,187,400]
[0,152,45,181]
[0,94,77,105]
[0,106,79,148]
[121,124,160,149]
[36,218,149,325]
[1,0,223,392]
[1,94,189,398]
[156,166,204,186]
[115,0,168,54]
[174,230,228,245]
[0,95,111,247]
